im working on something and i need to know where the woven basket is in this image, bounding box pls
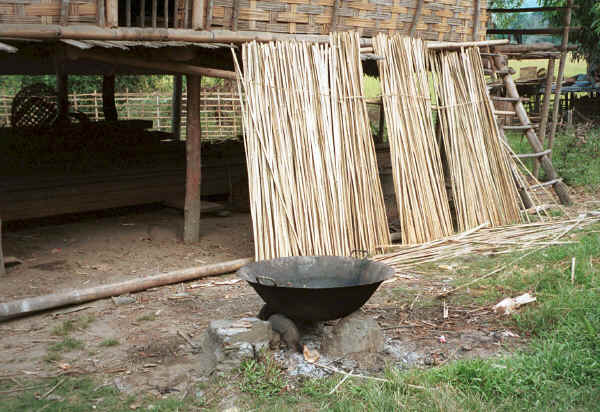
[0,0,97,25]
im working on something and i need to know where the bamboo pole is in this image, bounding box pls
[102,74,118,121]
[0,257,253,321]
[152,0,158,28]
[60,0,70,25]
[126,0,131,26]
[535,57,555,177]
[192,0,206,30]
[184,74,202,243]
[97,0,105,26]
[141,0,146,27]
[426,39,509,49]
[548,0,574,158]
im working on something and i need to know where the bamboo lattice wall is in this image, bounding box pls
[0,0,488,42]
[0,90,243,141]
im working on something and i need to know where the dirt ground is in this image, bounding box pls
[0,204,531,400]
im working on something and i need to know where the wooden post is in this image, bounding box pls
[548,0,573,157]
[172,75,182,139]
[106,0,118,27]
[56,71,69,120]
[184,75,202,243]
[126,0,131,26]
[375,101,384,144]
[0,218,5,276]
[535,57,556,177]
[152,0,158,27]
[60,0,70,25]
[192,0,206,30]
[472,0,481,41]
[408,0,425,36]
[102,74,118,121]
[492,54,572,205]
[97,0,105,26]
[141,0,146,27]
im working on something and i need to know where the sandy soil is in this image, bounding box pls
[0,205,529,398]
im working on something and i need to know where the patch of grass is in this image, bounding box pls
[240,357,288,400]
[136,313,157,322]
[49,337,84,352]
[507,127,600,191]
[99,338,119,347]
[51,316,95,336]
[0,376,195,412]
[363,75,381,99]
[508,53,587,79]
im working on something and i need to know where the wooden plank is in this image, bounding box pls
[184,74,201,243]
[503,124,539,130]
[488,6,575,13]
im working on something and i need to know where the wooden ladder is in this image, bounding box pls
[482,50,572,206]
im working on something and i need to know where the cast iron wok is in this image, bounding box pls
[237,256,394,321]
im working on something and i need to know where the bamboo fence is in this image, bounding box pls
[0,90,243,141]
[236,32,390,260]
[374,34,453,245]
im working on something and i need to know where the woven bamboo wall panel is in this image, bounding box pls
[209,0,487,40]
[0,0,97,25]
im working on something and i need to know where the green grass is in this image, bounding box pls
[99,338,120,347]
[507,127,600,191]
[51,316,95,336]
[508,53,588,79]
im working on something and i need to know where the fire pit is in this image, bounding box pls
[237,256,394,321]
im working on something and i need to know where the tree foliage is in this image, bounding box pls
[488,0,526,28]
[539,0,600,70]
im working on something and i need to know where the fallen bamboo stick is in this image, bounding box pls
[0,257,253,321]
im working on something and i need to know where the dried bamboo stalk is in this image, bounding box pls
[234,33,390,260]
[430,47,522,231]
[374,34,454,244]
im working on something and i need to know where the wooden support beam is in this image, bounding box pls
[487,27,579,35]
[488,6,576,13]
[494,110,515,116]
[102,74,118,121]
[152,0,158,28]
[536,57,555,177]
[503,124,539,130]
[230,0,240,31]
[529,178,562,190]
[172,74,182,139]
[491,53,571,205]
[70,49,237,79]
[192,0,206,30]
[184,74,202,243]
[472,0,481,40]
[495,42,577,53]
[164,0,169,28]
[205,0,214,29]
[60,0,70,25]
[141,0,146,27]
[330,0,341,32]
[126,0,132,26]
[106,0,118,28]
[408,0,424,37]
[548,0,573,159]
[0,219,5,277]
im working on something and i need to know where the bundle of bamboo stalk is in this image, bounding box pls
[235,32,390,260]
[430,47,523,232]
[373,34,454,244]
[375,213,599,272]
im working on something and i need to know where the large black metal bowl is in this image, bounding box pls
[237,256,394,321]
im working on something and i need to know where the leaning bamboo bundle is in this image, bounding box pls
[430,47,522,231]
[373,34,454,244]
[234,32,390,260]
